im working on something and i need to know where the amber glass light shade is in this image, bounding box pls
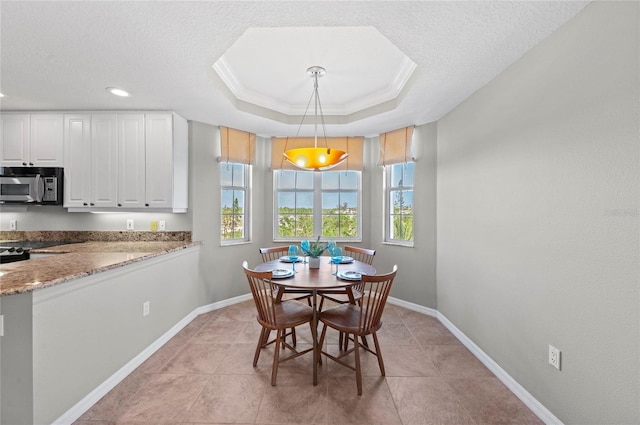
[283,147,348,171]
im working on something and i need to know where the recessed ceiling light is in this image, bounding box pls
[106,87,130,97]
[0,93,5,97]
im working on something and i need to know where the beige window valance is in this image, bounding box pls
[271,137,364,171]
[219,126,256,165]
[377,126,415,166]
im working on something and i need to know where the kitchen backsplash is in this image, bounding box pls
[0,230,191,242]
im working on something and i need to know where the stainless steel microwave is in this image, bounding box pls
[0,167,64,205]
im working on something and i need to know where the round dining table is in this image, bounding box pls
[255,255,376,385]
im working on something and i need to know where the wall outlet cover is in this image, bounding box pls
[549,344,561,370]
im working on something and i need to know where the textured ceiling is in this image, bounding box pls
[0,1,590,137]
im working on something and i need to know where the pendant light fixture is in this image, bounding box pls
[283,66,348,171]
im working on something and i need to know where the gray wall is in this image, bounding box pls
[436,2,639,424]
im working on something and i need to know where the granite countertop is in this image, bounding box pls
[0,240,200,296]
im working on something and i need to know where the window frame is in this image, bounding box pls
[220,162,251,245]
[384,162,414,247]
[273,170,362,242]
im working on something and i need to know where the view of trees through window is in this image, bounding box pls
[221,163,247,241]
[275,170,360,239]
[221,194,244,239]
[388,162,414,242]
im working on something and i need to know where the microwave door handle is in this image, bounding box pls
[34,174,43,202]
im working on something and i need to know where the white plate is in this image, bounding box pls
[271,268,295,279]
[279,256,302,263]
[330,256,354,264]
[337,270,362,281]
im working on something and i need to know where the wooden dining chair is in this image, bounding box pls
[259,247,312,346]
[242,261,314,386]
[318,246,376,349]
[319,246,375,306]
[343,246,376,265]
[260,246,313,304]
[259,246,289,262]
[318,265,398,395]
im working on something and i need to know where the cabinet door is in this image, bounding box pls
[91,114,118,207]
[0,114,30,166]
[30,114,64,166]
[64,114,92,208]
[118,114,145,208]
[145,113,173,208]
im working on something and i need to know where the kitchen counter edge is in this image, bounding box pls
[0,241,201,296]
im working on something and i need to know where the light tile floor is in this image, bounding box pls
[74,300,543,425]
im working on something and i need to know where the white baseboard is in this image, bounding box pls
[56,294,561,425]
[387,296,562,425]
[53,294,252,425]
[387,296,438,317]
[436,313,563,425]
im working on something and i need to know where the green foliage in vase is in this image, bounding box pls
[301,235,327,257]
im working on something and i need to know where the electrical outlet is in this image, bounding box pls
[126,219,134,230]
[158,220,166,231]
[0,315,4,337]
[143,301,150,317]
[549,344,561,370]
[150,221,158,231]
[9,219,17,231]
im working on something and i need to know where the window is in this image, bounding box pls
[221,162,250,243]
[385,162,414,245]
[274,170,361,241]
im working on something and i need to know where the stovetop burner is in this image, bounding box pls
[0,246,31,263]
[0,241,70,263]
[0,240,70,249]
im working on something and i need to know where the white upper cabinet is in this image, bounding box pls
[1,113,64,167]
[117,113,146,208]
[64,114,118,209]
[91,114,119,208]
[145,113,174,208]
[63,111,188,212]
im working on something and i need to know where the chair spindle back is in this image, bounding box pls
[242,261,278,328]
[343,246,376,265]
[259,246,290,263]
[357,265,397,333]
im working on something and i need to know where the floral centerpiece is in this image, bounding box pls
[301,236,327,268]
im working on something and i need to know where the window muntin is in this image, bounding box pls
[385,162,414,245]
[320,172,359,238]
[221,163,250,243]
[275,170,361,241]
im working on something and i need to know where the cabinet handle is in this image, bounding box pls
[118,203,122,207]
[145,203,149,207]
[83,202,88,206]
[29,162,34,166]
[22,162,27,166]
[90,203,95,206]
